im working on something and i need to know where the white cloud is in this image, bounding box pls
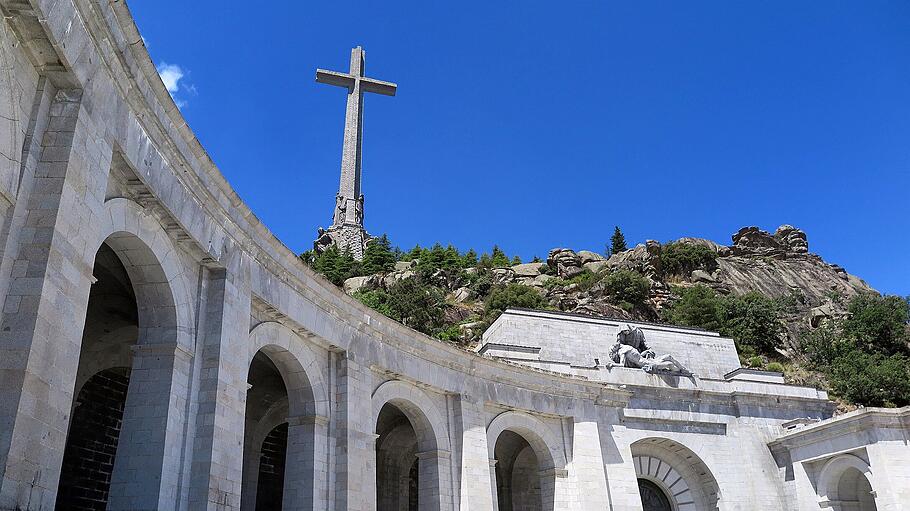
[156,62,196,108]
[157,62,184,94]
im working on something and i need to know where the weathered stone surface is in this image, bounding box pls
[394,260,416,271]
[451,287,474,303]
[492,268,515,285]
[343,275,373,294]
[731,224,809,258]
[691,269,716,283]
[584,260,609,274]
[547,248,584,278]
[577,250,606,265]
[511,262,544,277]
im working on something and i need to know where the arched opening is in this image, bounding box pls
[375,403,420,511]
[241,344,321,511]
[55,231,191,510]
[242,351,290,510]
[631,437,721,511]
[494,430,550,511]
[487,412,563,511]
[833,467,876,511]
[55,243,138,510]
[817,455,879,511]
[637,478,673,511]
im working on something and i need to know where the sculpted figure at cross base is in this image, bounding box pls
[609,324,690,375]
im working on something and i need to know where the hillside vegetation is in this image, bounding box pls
[301,226,910,409]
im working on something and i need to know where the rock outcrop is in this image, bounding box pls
[342,225,876,346]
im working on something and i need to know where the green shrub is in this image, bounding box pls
[660,242,717,276]
[842,294,910,356]
[663,286,783,355]
[747,355,763,368]
[352,288,396,319]
[797,293,910,408]
[434,325,463,343]
[354,278,445,336]
[663,285,724,332]
[765,362,785,373]
[829,350,910,407]
[602,270,650,309]
[721,292,784,354]
[800,323,856,368]
[467,270,494,297]
[486,284,546,315]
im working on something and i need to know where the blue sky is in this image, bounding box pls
[130,1,909,296]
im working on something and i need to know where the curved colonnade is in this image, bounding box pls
[0,1,890,511]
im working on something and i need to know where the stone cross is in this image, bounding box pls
[316,46,397,228]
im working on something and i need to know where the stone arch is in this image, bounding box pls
[486,411,563,471]
[248,321,329,419]
[817,454,878,510]
[57,199,198,509]
[631,437,720,511]
[245,321,330,510]
[95,198,196,352]
[371,379,450,452]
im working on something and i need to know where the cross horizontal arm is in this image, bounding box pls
[360,77,397,96]
[316,69,356,88]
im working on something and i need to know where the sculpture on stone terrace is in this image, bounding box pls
[609,324,690,374]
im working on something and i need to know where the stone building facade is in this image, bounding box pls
[0,2,907,511]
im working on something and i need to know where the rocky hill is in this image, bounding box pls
[342,225,873,349]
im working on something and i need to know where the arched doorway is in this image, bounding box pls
[493,430,547,511]
[375,403,420,511]
[372,380,451,511]
[487,412,563,511]
[833,468,877,511]
[242,351,291,510]
[241,340,324,511]
[56,234,187,510]
[818,455,878,511]
[631,437,721,511]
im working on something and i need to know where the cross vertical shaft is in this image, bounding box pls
[339,47,365,209]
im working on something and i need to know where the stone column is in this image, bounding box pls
[416,449,453,511]
[334,349,376,511]
[107,342,194,510]
[187,267,251,510]
[454,396,495,511]
[283,414,330,510]
[598,419,643,511]
[570,419,611,509]
[0,87,111,509]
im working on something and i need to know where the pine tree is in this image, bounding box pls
[462,249,478,268]
[490,245,511,267]
[610,226,628,255]
[362,234,396,274]
[443,245,461,269]
[511,255,522,265]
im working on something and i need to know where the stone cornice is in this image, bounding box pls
[768,406,910,452]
